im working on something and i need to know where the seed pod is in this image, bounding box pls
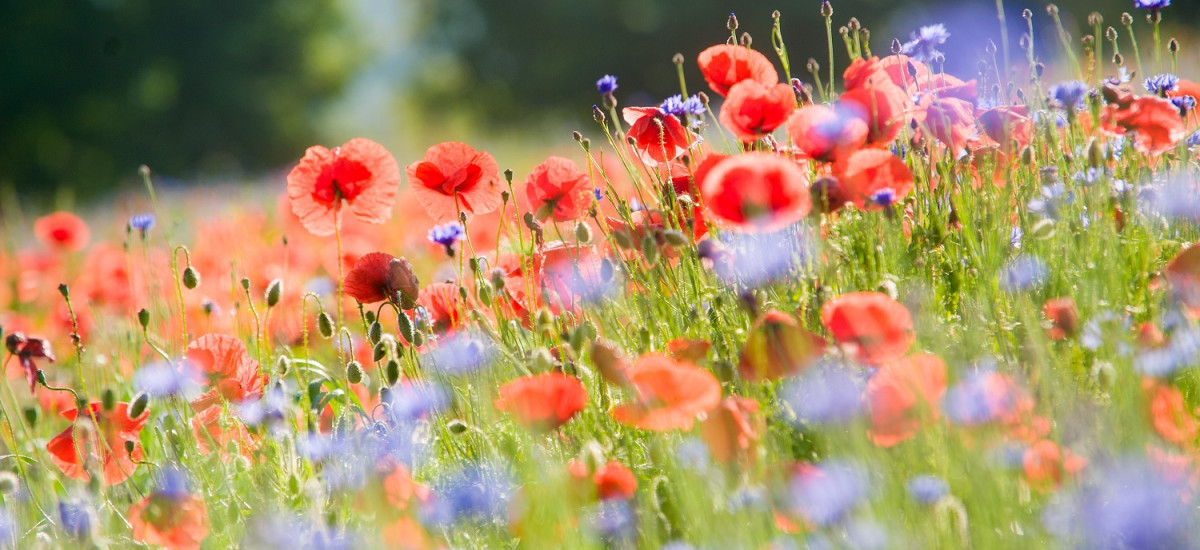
[129,392,149,418]
[137,308,150,330]
[372,342,387,362]
[575,221,592,244]
[346,361,364,385]
[368,321,383,345]
[265,278,283,307]
[396,310,415,344]
[124,440,136,456]
[101,389,116,411]
[317,312,334,339]
[447,420,469,434]
[240,277,251,291]
[22,407,37,428]
[385,359,401,386]
[611,229,634,249]
[661,230,687,247]
[412,330,426,347]
[182,266,200,289]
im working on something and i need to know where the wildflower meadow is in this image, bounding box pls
[5,1,1200,548]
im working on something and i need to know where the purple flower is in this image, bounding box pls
[244,514,358,550]
[423,465,514,528]
[660,94,705,118]
[999,255,1047,292]
[900,24,950,63]
[780,361,865,424]
[596,75,618,95]
[384,381,449,423]
[788,461,869,526]
[133,359,202,398]
[714,224,818,287]
[428,222,464,256]
[128,213,156,234]
[421,331,494,376]
[907,475,949,504]
[593,188,604,201]
[870,188,896,208]
[58,498,93,539]
[1171,95,1195,113]
[589,500,637,543]
[1049,80,1089,110]
[1145,73,1180,96]
[1134,0,1171,10]
[154,466,192,500]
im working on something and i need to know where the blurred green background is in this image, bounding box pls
[1,0,1195,202]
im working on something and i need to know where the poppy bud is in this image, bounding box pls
[1091,360,1116,391]
[1088,12,1102,27]
[806,58,820,74]
[0,471,19,495]
[1022,9,1032,20]
[101,389,116,412]
[412,330,426,347]
[275,356,291,377]
[739,32,751,47]
[891,39,902,55]
[182,266,200,289]
[396,311,415,344]
[448,419,469,434]
[458,285,469,301]
[641,235,659,265]
[661,230,688,247]
[593,105,606,124]
[532,348,556,372]
[265,278,283,308]
[385,359,401,386]
[847,17,860,31]
[1113,53,1124,66]
[368,321,383,345]
[1086,139,1104,168]
[287,474,300,495]
[1105,26,1118,41]
[1020,146,1034,166]
[1169,39,1179,53]
[727,12,738,31]
[23,406,37,427]
[36,370,48,388]
[137,308,150,330]
[240,277,251,291]
[124,439,136,456]
[317,312,334,339]
[1045,4,1058,16]
[575,221,592,244]
[490,269,507,291]
[459,211,468,224]
[364,310,377,324]
[346,361,364,384]
[372,342,387,363]
[610,229,634,249]
[523,212,543,233]
[590,339,629,386]
[1081,35,1094,48]
[129,392,149,418]
[478,283,493,303]
[58,283,69,299]
[819,1,832,18]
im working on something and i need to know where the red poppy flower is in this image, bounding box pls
[343,252,420,308]
[191,407,256,459]
[667,338,712,364]
[34,211,90,252]
[287,137,401,236]
[700,152,812,230]
[129,492,210,550]
[718,80,795,142]
[1165,241,1200,315]
[417,282,464,334]
[785,104,868,163]
[840,57,911,145]
[1023,439,1087,491]
[593,461,637,501]
[914,95,976,154]
[701,396,763,464]
[406,141,503,223]
[1104,96,1186,155]
[185,334,266,412]
[46,402,148,484]
[1144,379,1199,447]
[876,54,931,93]
[623,107,693,165]
[739,310,826,381]
[978,106,1034,152]
[820,291,914,366]
[525,156,593,222]
[835,149,915,210]
[531,241,606,309]
[1043,297,1080,340]
[493,372,588,430]
[865,353,947,447]
[4,332,55,392]
[696,44,779,97]
[612,353,722,431]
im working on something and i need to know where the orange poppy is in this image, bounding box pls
[913,95,976,155]
[343,252,420,308]
[978,106,1034,153]
[738,310,826,381]
[287,137,401,236]
[611,353,721,431]
[525,156,593,222]
[840,57,911,145]
[1042,297,1080,340]
[593,461,637,501]
[34,211,90,251]
[417,282,464,334]
[129,492,210,550]
[700,152,812,231]
[820,291,914,366]
[46,402,148,484]
[718,80,794,142]
[1104,95,1186,155]
[785,104,868,163]
[667,338,712,364]
[493,372,588,430]
[1022,439,1087,491]
[865,353,947,447]
[406,141,503,223]
[622,107,693,165]
[835,149,915,210]
[696,44,779,97]
[700,396,763,464]
[185,334,266,412]
[1144,379,1199,447]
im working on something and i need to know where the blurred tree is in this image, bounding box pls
[407,0,1197,131]
[0,0,361,199]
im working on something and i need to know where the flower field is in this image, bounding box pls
[4,1,1200,548]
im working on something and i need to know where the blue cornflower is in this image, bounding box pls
[58,498,93,539]
[660,94,705,118]
[133,358,202,398]
[129,213,155,235]
[788,461,869,526]
[592,188,604,201]
[421,331,494,376]
[1133,0,1171,9]
[870,188,897,208]
[1171,95,1195,113]
[680,95,706,116]
[589,500,637,543]
[424,465,514,527]
[999,255,1047,292]
[1049,80,1089,110]
[1144,73,1180,96]
[596,75,618,95]
[1189,130,1200,147]
[907,475,949,504]
[428,222,464,256]
[900,24,950,63]
[780,361,865,424]
[155,466,192,500]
